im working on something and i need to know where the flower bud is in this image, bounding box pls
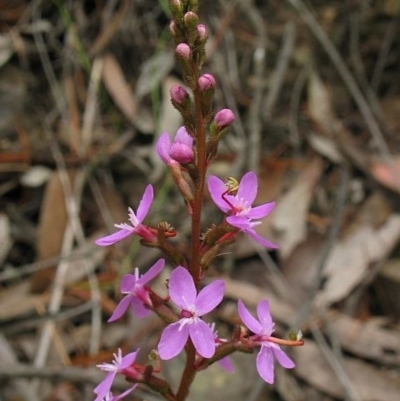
[169,0,184,20]
[187,0,198,13]
[214,109,235,130]
[198,73,215,92]
[170,85,188,105]
[175,43,191,60]
[169,142,194,164]
[196,24,208,43]
[183,11,199,30]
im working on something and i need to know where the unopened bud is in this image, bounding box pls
[196,24,208,43]
[169,141,194,164]
[183,11,198,30]
[175,43,191,60]
[169,0,184,20]
[198,73,215,92]
[214,108,235,130]
[170,85,189,105]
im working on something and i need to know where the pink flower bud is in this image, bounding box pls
[196,24,208,42]
[214,109,235,129]
[175,43,191,60]
[169,142,194,164]
[170,85,188,105]
[198,73,215,92]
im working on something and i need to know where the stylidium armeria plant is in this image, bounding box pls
[94,1,304,400]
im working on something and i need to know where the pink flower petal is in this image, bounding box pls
[237,172,257,205]
[158,322,189,360]
[256,300,273,334]
[94,372,115,401]
[207,175,230,213]
[238,300,262,334]
[168,267,197,309]
[95,229,133,246]
[120,350,140,368]
[272,347,295,369]
[244,228,279,249]
[226,215,251,229]
[135,185,154,222]
[256,346,275,383]
[120,274,137,293]
[138,259,165,284]
[195,280,225,315]
[130,296,151,318]
[175,126,193,146]
[246,202,275,219]
[108,295,132,322]
[189,319,216,358]
[156,133,172,164]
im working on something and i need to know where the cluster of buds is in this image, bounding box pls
[93,1,303,401]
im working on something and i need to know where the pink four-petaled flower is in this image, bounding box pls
[207,171,278,249]
[158,267,225,360]
[238,299,295,383]
[108,259,165,322]
[95,185,155,246]
[94,349,139,401]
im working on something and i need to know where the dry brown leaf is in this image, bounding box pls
[0,282,49,320]
[329,311,400,366]
[271,158,324,259]
[317,212,400,306]
[30,170,77,292]
[102,53,137,124]
[293,341,400,401]
[308,70,336,134]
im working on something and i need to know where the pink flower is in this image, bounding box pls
[207,172,278,249]
[157,127,194,165]
[94,349,140,401]
[238,300,295,383]
[158,267,225,359]
[95,185,155,246]
[108,259,165,322]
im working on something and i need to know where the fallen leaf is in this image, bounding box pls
[271,157,324,259]
[102,53,137,124]
[294,341,400,401]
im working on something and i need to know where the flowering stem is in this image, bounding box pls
[190,87,206,287]
[176,340,197,401]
